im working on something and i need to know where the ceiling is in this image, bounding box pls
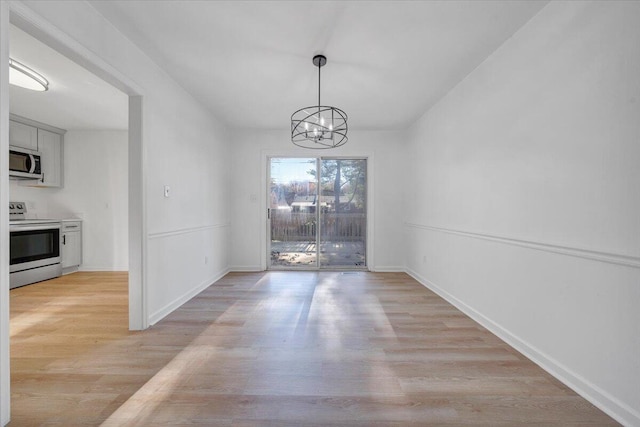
[9,1,548,133]
[9,24,128,131]
[88,0,548,131]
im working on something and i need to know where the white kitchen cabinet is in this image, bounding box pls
[9,120,38,150]
[62,221,82,270]
[11,115,65,188]
[35,129,64,187]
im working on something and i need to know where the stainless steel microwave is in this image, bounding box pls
[9,146,42,180]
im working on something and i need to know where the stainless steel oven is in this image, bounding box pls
[9,202,62,289]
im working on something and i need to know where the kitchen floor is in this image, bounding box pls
[9,271,618,426]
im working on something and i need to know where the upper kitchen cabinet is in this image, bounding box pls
[37,129,64,188]
[10,114,65,188]
[9,120,38,151]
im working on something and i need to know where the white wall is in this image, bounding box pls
[230,129,405,271]
[404,2,640,425]
[10,130,129,270]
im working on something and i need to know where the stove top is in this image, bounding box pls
[9,201,61,225]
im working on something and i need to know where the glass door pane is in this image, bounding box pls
[269,158,318,268]
[319,159,366,268]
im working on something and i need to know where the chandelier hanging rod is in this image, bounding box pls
[314,54,326,107]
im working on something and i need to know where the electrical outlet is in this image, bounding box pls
[164,185,170,198]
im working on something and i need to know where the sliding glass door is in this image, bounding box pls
[268,157,367,269]
[269,157,318,268]
[318,159,366,267]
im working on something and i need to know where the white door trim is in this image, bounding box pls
[1,3,11,424]
[8,0,147,330]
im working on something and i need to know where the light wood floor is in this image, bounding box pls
[9,271,618,426]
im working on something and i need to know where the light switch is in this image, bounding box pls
[164,185,170,198]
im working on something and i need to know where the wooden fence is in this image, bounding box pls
[270,211,365,242]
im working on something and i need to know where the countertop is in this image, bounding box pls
[10,218,82,226]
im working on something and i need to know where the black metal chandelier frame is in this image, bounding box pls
[291,55,348,149]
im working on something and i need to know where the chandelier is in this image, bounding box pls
[291,55,348,149]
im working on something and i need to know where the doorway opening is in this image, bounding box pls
[268,157,367,269]
[2,4,146,423]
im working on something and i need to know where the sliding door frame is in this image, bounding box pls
[262,150,375,272]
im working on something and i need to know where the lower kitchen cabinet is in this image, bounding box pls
[62,221,82,270]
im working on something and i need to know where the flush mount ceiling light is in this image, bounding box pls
[9,58,49,92]
[291,55,347,149]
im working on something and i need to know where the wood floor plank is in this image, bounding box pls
[9,271,619,425]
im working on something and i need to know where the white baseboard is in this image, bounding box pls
[371,265,405,272]
[406,268,640,427]
[228,266,407,272]
[148,268,229,326]
[228,265,263,272]
[79,265,128,272]
[62,266,79,275]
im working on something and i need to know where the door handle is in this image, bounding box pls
[63,235,66,245]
